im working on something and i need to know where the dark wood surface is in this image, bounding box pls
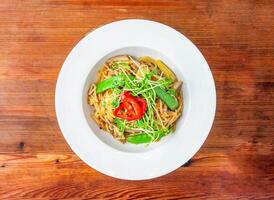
[0,0,273,199]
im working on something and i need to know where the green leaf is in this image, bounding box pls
[113,88,122,95]
[114,118,126,133]
[111,98,120,108]
[154,86,178,110]
[136,120,143,127]
[96,75,124,94]
[127,128,171,144]
[145,69,158,79]
[167,89,176,96]
[159,78,173,89]
[127,133,152,144]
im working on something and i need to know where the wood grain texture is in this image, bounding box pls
[0,0,273,199]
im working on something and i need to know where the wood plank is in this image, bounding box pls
[0,0,273,199]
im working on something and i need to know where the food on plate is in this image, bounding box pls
[88,55,183,144]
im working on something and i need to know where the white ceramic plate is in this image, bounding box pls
[55,19,216,180]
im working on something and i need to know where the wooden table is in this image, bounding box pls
[0,1,273,199]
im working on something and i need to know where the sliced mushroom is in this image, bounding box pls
[139,57,156,69]
[125,129,142,134]
[172,80,182,90]
[128,55,141,68]
[106,55,130,66]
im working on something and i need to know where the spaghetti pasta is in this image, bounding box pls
[88,55,183,144]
